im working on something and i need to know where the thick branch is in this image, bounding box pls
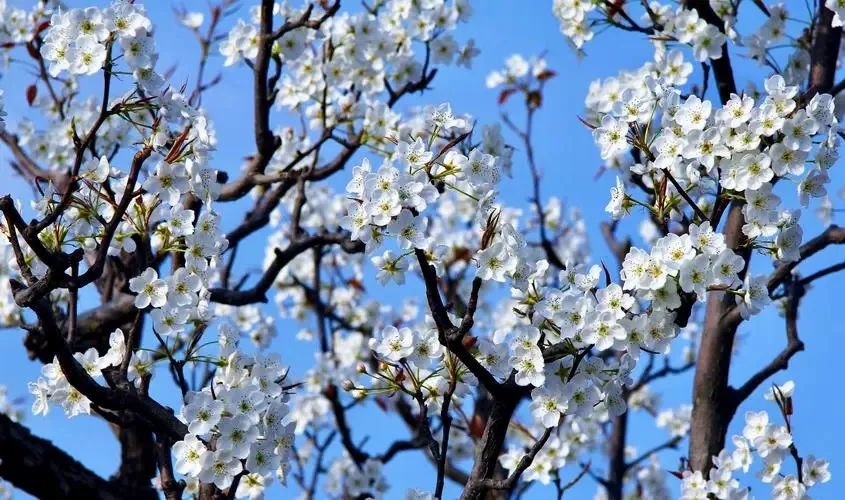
[16,284,189,441]
[687,200,748,473]
[808,0,843,96]
[0,414,124,499]
[767,225,845,293]
[684,0,737,104]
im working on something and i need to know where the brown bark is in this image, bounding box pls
[111,422,159,499]
[0,414,129,500]
[23,295,136,363]
[605,411,628,500]
[688,0,842,474]
[460,395,521,500]
[688,202,748,472]
[683,0,737,103]
[809,1,843,96]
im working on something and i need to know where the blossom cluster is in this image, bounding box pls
[171,326,296,496]
[1,0,839,497]
[680,382,831,499]
[342,102,506,257]
[128,206,226,334]
[657,404,693,437]
[325,458,389,498]
[336,101,697,491]
[0,3,49,45]
[40,4,154,77]
[221,0,478,126]
[553,0,727,61]
[485,53,549,90]
[590,71,842,317]
[4,5,220,291]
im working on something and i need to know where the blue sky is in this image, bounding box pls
[1,1,843,498]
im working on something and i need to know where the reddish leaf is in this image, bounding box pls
[480,210,501,250]
[374,396,389,413]
[607,0,626,18]
[454,247,472,262]
[536,69,557,81]
[658,174,668,208]
[469,414,486,438]
[498,87,518,105]
[527,90,543,110]
[462,335,478,349]
[164,126,191,163]
[324,384,337,400]
[26,85,37,106]
[347,278,366,292]
[668,470,684,480]
[35,20,51,36]
[25,42,40,61]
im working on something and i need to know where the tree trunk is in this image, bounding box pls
[461,395,520,500]
[688,203,747,472]
[0,414,126,499]
[606,410,628,500]
[111,423,159,499]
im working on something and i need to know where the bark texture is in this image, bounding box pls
[0,413,129,500]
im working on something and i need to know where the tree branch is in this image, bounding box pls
[807,0,843,96]
[478,428,554,490]
[414,249,505,398]
[14,283,189,441]
[729,278,805,409]
[624,435,683,472]
[209,232,363,306]
[0,414,125,500]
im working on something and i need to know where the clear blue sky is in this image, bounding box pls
[1,1,842,498]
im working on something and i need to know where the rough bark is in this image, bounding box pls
[23,295,136,363]
[682,1,740,474]
[460,394,521,500]
[809,1,843,96]
[688,0,841,473]
[688,202,748,472]
[111,422,159,499]
[605,410,628,500]
[0,413,127,500]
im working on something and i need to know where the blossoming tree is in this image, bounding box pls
[0,0,841,499]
